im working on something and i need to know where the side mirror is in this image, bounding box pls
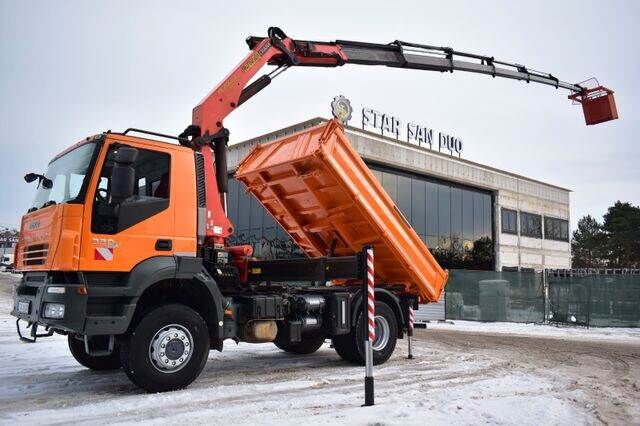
[24,172,53,189]
[110,147,138,202]
[41,178,53,189]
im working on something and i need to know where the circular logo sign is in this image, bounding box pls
[331,95,353,124]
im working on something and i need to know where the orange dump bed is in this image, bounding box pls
[235,120,449,302]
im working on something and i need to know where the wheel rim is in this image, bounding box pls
[148,324,194,373]
[372,315,390,351]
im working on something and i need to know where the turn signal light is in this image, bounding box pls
[76,286,88,295]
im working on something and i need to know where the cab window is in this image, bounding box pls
[92,145,171,234]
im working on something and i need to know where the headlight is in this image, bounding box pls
[43,303,65,319]
[47,286,66,294]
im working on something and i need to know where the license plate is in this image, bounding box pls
[17,301,30,314]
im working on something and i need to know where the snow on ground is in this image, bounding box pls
[0,274,638,425]
[425,319,640,343]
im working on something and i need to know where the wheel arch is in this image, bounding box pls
[124,256,225,340]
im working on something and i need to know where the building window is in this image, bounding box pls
[371,164,494,270]
[520,212,542,238]
[544,217,569,241]
[501,208,518,234]
[228,164,495,270]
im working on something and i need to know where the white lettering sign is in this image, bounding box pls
[361,105,463,157]
[362,108,401,139]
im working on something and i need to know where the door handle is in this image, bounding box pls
[155,239,172,251]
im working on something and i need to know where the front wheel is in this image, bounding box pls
[68,335,121,371]
[332,300,397,365]
[120,304,210,392]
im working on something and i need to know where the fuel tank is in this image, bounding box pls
[235,120,448,302]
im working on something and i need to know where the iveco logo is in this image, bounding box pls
[28,220,40,230]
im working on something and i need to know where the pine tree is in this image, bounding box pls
[571,215,607,268]
[603,201,640,268]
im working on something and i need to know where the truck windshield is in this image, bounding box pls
[30,142,98,210]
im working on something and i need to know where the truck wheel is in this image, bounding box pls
[332,300,397,365]
[274,332,326,355]
[68,335,121,371]
[120,304,209,393]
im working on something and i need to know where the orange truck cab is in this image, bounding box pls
[14,132,202,336]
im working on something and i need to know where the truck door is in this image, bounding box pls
[80,142,175,272]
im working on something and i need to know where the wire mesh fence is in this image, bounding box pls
[547,269,640,327]
[444,270,545,323]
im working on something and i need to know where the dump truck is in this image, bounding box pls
[11,27,616,392]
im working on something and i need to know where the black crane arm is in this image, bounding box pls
[334,39,582,92]
[245,32,584,93]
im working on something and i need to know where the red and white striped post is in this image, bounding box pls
[407,304,415,359]
[363,245,375,406]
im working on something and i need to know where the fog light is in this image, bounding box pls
[43,303,65,319]
[47,286,66,294]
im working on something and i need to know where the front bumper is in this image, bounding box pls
[11,273,87,335]
[11,272,136,337]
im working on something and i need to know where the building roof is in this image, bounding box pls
[229,117,571,193]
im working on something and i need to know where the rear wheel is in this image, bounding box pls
[68,335,121,371]
[332,300,397,365]
[120,304,210,392]
[274,332,326,355]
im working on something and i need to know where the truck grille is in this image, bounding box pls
[23,243,49,266]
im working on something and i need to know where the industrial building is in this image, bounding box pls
[226,117,571,273]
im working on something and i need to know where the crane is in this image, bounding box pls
[179,27,617,248]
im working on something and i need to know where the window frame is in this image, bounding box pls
[520,211,542,239]
[501,208,518,235]
[91,144,171,234]
[544,216,570,242]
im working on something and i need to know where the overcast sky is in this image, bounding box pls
[0,0,638,230]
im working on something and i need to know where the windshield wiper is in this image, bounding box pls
[41,200,57,208]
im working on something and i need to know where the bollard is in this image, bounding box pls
[362,245,375,406]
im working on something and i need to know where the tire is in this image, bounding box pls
[274,332,326,355]
[119,304,210,393]
[68,335,121,371]
[332,300,398,365]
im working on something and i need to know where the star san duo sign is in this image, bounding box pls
[331,95,464,157]
[362,107,463,157]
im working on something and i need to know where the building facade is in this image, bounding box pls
[226,118,571,272]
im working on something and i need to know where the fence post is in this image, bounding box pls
[543,269,550,323]
[587,278,592,329]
